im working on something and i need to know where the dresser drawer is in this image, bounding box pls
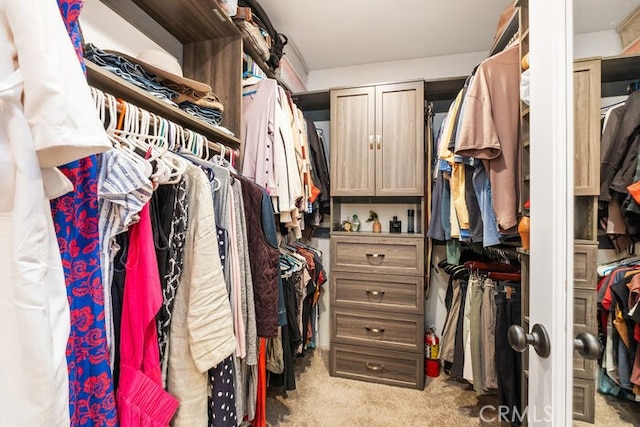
[330,343,424,389]
[331,272,423,314]
[574,244,597,289]
[331,308,422,352]
[330,235,424,276]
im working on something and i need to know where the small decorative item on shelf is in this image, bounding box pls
[366,210,382,233]
[341,217,353,232]
[407,209,415,234]
[518,199,531,250]
[351,214,361,232]
[390,216,402,233]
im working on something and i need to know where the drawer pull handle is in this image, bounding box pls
[366,289,385,297]
[365,362,385,372]
[365,253,385,258]
[366,326,385,334]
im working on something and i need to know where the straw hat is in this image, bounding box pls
[109,48,212,93]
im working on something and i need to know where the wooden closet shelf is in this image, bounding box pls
[243,46,276,80]
[523,139,530,148]
[331,231,425,238]
[574,238,597,245]
[86,61,241,149]
[521,106,530,116]
[601,53,640,83]
[132,0,238,42]
[424,77,467,101]
[131,0,277,80]
[489,7,519,56]
[292,90,331,111]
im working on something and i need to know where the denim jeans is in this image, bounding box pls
[178,101,223,126]
[84,44,178,103]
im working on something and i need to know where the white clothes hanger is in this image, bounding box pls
[102,94,153,178]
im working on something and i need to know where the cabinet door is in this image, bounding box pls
[330,87,376,196]
[375,82,424,196]
[573,59,601,196]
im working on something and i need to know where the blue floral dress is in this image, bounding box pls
[53,1,119,425]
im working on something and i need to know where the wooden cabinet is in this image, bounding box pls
[330,81,424,196]
[331,235,424,276]
[330,86,376,195]
[329,234,425,389]
[571,59,601,424]
[573,59,601,196]
[330,272,424,315]
[331,343,424,389]
[328,80,426,389]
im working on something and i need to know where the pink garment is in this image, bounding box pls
[118,366,180,426]
[117,203,179,425]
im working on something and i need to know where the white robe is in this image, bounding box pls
[0,1,110,425]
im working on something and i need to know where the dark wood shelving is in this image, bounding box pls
[132,0,238,42]
[425,77,467,101]
[292,90,331,111]
[601,53,640,83]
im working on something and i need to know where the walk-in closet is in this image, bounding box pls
[3,0,640,426]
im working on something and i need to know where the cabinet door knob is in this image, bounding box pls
[366,289,385,297]
[368,134,374,150]
[366,326,385,334]
[365,362,385,372]
[376,134,382,150]
[365,253,385,258]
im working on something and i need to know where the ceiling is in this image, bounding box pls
[259,0,639,71]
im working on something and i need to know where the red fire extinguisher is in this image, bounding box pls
[425,326,440,378]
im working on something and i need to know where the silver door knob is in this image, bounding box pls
[573,332,602,360]
[507,323,551,358]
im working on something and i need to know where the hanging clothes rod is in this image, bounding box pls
[90,86,239,164]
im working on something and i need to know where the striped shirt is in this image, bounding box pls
[98,149,153,370]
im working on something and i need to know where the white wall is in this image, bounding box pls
[574,29,623,59]
[305,29,624,92]
[80,0,180,59]
[306,51,488,91]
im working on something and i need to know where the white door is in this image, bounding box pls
[526,0,575,425]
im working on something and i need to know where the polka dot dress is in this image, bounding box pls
[208,356,237,427]
[208,224,237,426]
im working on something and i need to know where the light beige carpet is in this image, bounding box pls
[266,349,639,426]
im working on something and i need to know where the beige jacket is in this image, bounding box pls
[168,165,237,426]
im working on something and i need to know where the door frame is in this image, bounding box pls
[528,0,574,425]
